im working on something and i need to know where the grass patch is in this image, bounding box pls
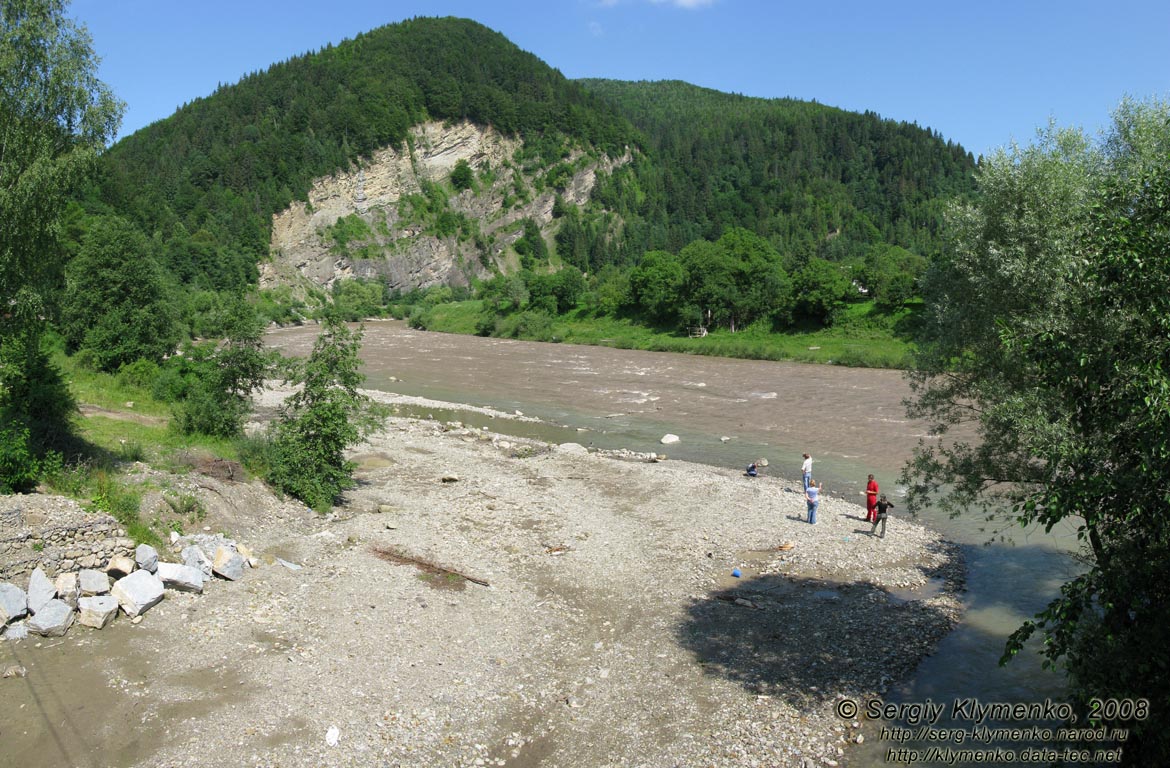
[417,299,485,335]
[419,299,916,368]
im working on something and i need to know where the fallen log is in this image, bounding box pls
[371,546,490,587]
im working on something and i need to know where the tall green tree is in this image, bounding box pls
[61,216,180,371]
[629,250,686,325]
[903,99,1170,764]
[1,0,122,466]
[793,257,851,325]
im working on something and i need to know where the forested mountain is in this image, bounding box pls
[579,79,977,265]
[89,17,639,292]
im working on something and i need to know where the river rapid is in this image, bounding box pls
[267,320,1080,762]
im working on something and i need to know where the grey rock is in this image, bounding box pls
[0,583,28,623]
[27,567,56,614]
[155,562,203,593]
[135,544,159,573]
[555,442,589,455]
[212,546,245,581]
[27,599,75,637]
[78,595,120,629]
[79,568,111,596]
[182,545,213,579]
[106,555,135,578]
[2,621,29,641]
[55,572,80,609]
[111,570,165,618]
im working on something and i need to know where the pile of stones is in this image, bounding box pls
[0,533,258,641]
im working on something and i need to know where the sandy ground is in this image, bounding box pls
[0,390,963,768]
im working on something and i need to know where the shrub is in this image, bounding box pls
[116,359,162,391]
[0,427,39,493]
[265,318,383,511]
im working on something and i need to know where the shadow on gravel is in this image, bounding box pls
[676,547,959,710]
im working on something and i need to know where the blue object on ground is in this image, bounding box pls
[732,568,742,578]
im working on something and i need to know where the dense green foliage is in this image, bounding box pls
[580,79,977,267]
[171,300,270,437]
[61,216,180,371]
[1,0,121,485]
[903,98,1170,764]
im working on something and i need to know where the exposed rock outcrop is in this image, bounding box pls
[264,120,629,295]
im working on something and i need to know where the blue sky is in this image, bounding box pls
[73,0,1169,158]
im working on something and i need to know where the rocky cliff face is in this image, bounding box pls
[262,121,627,293]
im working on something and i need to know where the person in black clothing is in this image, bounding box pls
[871,494,894,538]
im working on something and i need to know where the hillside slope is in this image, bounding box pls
[91,17,637,292]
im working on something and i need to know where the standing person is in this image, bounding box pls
[801,453,812,491]
[806,479,821,524]
[865,474,879,523]
[871,494,894,538]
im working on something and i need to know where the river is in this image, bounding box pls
[267,320,1080,765]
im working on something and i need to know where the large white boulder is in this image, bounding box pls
[78,595,120,629]
[212,546,245,581]
[182,546,213,579]
[155,562,204,593]
[26,567,56,614]
[27,599,75,637]
[78,568,111,596]
[111,570,165,618]
[135,544,159,573]
[0,583,28,623]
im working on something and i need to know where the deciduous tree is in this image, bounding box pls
[1,0,122,468]
[904,99,1170,764]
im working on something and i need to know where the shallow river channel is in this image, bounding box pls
[267,321,1082,765]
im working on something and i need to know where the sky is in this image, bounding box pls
[71,0,1169,158]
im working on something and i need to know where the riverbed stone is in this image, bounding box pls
[555,442,589,455]
[79,568,111,596]
[660,434,680,445]
[155,562,203,593]
[106,555,136,578]
[27,599,75,637]
[26,567,56,614]
[2,620,28,641]
[111,570,164,618]
[55,572,80,609]
[78,595,120,629]
[212,546,245,581]
[182,545,213,579]
[135,544,159,573]
[0,583,28,623]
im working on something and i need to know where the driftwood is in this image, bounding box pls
[371,546,490,587]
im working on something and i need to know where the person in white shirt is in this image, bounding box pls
[801,453,812,491]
